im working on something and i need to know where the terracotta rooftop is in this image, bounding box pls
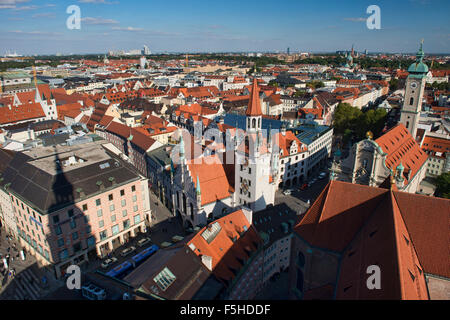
[295,180,450,299]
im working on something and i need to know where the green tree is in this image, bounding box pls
[333,103,387,141]
[389,78,399,91]
[435,172,450,199]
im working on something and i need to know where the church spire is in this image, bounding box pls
[246,78,262,117]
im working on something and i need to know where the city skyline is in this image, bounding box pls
[0,0,449,55]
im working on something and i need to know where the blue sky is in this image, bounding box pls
[0,0,449,55]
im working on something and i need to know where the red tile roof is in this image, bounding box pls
[187,209,262,284]
[375,124,428,184]
[186,154,233,206]
[295,180,449,299]
[421,135,450,159]
[0,102,45,125]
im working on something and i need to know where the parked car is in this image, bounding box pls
[101,257,117,269]
[120,246,136,257]
[318,172,327,179]
[300,183,308,190]
[311,178,317,184]
[137,238,151,247]
[283,189,292,196]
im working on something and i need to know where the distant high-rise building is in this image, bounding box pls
[142,45,151,55]
[287,47,290,55]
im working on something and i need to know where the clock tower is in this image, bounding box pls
[400,41,428,140]
[234,78,275,212]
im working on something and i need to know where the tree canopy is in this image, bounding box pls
[435,172,450,199]
[333,103,387,144]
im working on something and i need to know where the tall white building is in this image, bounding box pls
[142,45,151,55]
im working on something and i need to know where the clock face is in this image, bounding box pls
[410,82,418,89]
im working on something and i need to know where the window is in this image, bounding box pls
[70,220,76,229]
[122,209,127,217]
[108,194,113,201]
[72,232,79,241]
[154,267,176,291]
[96,199,101,206]
[123,219,130,230]
[111,215,116,223]
[97,209,103,217]
[98,220,104,228]
[59,249,68,261]
[55,225,62,235]
[57,238,64,247]
[86,226,92,234]
[131,185,136,192]
[110,204,115,212]
[112,224,119,235]
[99,230,107,240]
[409,97,414,105]
[121,199,126,207]
[120,189,125,196]
[133,205,138,212]
[68,209,74,218]
[82,204,88,211]
[52,215,59,224]
[132,195,137,202]
[133,214,141,224]
[87,236,95,247]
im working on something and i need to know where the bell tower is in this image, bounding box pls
[400,41,428,139]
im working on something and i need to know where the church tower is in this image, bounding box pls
[234,78,275,212]
[246,78,262,133]
[400,41,428,140]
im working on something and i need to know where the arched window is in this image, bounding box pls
[183,194,187,213]
[409,97,414,106]
[190,203,194,220]
[247,118,250,128]
[258,118,261,128]
[252,118,256,128]
[406,121,409,129]
[245,136,249,150]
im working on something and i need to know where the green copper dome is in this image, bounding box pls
[408,41,429,75]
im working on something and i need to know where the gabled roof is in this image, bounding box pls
[375,124,428,184]
[186,154,233,206]
[295,180,450,299]
[187,209,262,285]
[0,102,46,125]
[273,131,307,158]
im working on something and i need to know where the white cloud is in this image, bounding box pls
[32,12,56,18]
[7,29,62,35]
[343,17,367,22]
[112,26,144,31]
[81,17,120,25]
